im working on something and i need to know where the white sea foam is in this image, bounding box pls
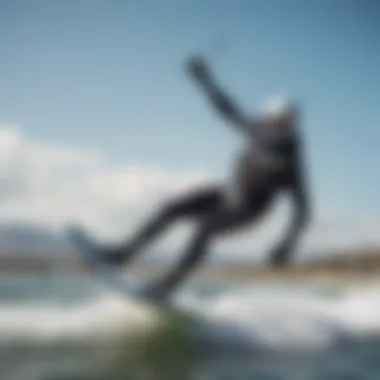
[1,281,380,351]
[2,279,380,380]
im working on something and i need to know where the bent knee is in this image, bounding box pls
[161,193,213,220]
[201,209,255,236]
[159,200,181,220]
[160,197,195,220]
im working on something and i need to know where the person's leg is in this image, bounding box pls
[147,203,262,299]
[104,185,223,265]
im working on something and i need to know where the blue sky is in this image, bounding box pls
[1,0,379,248]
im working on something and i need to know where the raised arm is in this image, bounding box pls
[185,56,261,139]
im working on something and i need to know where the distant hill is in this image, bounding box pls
[0,223,179,267]
[0,223,70,256]
[0,223,379,282]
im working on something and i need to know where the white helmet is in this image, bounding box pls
[261,94,299,119]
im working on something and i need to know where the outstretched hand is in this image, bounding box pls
[185,55,212,83]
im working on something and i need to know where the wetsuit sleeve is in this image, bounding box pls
[269,144,311,267]
[287,161,310,243]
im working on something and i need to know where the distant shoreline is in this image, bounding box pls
[1,248,380,286]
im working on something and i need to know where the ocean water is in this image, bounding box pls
[1,273,380,380]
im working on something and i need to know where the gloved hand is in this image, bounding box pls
[268,241,293,268]
[185,55,212,83]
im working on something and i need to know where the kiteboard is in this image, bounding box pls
[66,225,204,359]
[65,225,168,307]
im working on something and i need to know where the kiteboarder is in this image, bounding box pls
[81,55,311,299]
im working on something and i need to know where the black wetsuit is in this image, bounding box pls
[105,69,310,299]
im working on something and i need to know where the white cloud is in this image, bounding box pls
[0,125,379,260]
[0,126,211,239]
